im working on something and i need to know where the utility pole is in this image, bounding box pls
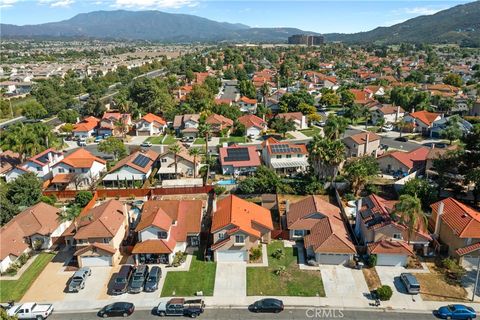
[472,255,480,302]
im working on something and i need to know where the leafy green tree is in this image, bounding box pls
[465,168,480,207]
[308,136,345,183]
[211,103,241,121]
[0,182,18,226]
[463,123,480,151]
[238,80,256,99]
[58,109,79,124]
[340,90,355,107]
[186,85,214,112]
[75,191,93,207]
[232,122,246,137]
[319,92,340,107]
[279,90,314,112]
[270,117,295,138]
[223,67,235,80]
[442,115,463,144]
[98,137,127,160]
[324,115,348,139]
[260,82,270,107]
[82,95,106,117]
[400,178,438,211]
[344,156,379,196]
[7,172,42,208]
[21,100,48,119]
[237,166,282,194]
[443,73,463,87]
[344,103,362,124]
[393,194,427,244]
[203,76,221,95]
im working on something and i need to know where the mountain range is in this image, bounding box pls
[1,1,479,45]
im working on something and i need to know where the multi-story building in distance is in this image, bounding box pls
[288,34,324,45]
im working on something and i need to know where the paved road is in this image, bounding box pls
[49,308,438,320]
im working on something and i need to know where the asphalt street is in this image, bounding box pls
[49,308,439,320]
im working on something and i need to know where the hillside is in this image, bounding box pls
[0,10,314,43]
[324,1,480,46]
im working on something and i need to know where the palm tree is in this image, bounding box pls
[188,148,201,178]
[393,194,427,245]
[377,117,386,133]
[308,136,346,184]
[324,115,348,140]
[260,82,270,108]
[58,205,82,235]
[198,123,212,184]
[397,119,407,138]
[114,119,128,138]
[169,144,182,179]
[362,107,371,130]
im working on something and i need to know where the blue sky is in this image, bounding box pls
[0,0,472,33]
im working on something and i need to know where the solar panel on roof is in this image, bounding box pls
[224,148,250,162]
[271,144,302,154]
[132,154,150,168]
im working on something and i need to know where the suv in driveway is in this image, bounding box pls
[128,265,149,294]
[400,272,420,294]
[68,267,91,292]
[112,265,133,295]
[144,266,161,292]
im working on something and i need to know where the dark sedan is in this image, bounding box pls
[249,298,284,313]
[98,302,134,318]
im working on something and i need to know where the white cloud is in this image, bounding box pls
[404,6,447,16]
[113,0,198,9]
[0,0,18,9]
[50,0,74,7]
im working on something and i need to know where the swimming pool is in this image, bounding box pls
[216,179,237,185]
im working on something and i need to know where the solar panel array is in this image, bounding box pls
[132,154,150,168]
[224,148,250,162]
[270,144,302,154]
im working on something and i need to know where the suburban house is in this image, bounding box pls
[0,202,70,272]
[354,194,431,266]
[377,146,430,175]
[343,132,381,158]
[173,114,200,139]
[157,144,200,179]
[238,114,267,138]
[287,196,356,265]
[430,197,480,269]
[371,105,405,125]
[219,145,261,175]
[132,200,203,264]
[238,96,258,113]
[64,200,127,267]
[50,148,107,190]
[262,137,309,174]
[135,113,167,136]
[429,116,473,138]
[206,113,234,136]
[102,150,159,188]
[5,148,64,183]
[0,150,21,181]
[403,110,442,135]
[98,112,132,137]
[275,112,308,130]
[349,89,374,105]
[211,195,273,262]
[73,116,99,139]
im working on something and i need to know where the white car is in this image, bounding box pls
[141,141,153,147]
[7,302,53,320]
[382,123,394,131]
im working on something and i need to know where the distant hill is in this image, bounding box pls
[324,1,480,46]
[0,10,316,43]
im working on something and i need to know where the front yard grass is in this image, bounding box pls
[299,126,321,137]
[162,134,177,145]
[247,241,325,297]
[219,136,247,144]
[146,134,177,145]
[146,136,163,144]
[161,252,216,297]
[415,263,468,301]
[0,252,55,302]
[193,138,205,145]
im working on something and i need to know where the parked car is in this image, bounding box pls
[144,266,161,292]
[436,304,477,319]
[249,298,284,313]
[94,136,104,143]
[394,137,408,142]
[78,139,87,146]
[68,267,91,292]
[112,265,133,295]
[141,141,152,147]
[156,298,204,317]
[128,265,149,294]
[7,302,54,320]
[98,302,134,318]
[382,123,394,132]
[400,273,420,294]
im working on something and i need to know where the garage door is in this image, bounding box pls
[376,254,407,266]
[81,256,112,267]
[462,256,479,269]
[316,253,351,265]
[216,250,247,262]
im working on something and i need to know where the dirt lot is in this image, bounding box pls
[416,263,468,302]
[362,267,382,291]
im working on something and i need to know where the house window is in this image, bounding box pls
[103,238,109,243]
[37,167,42,171]
[161,158,167,163]
[157,231,168,239]
[81,168,87,173]
[276,155,281,159]
[58,168,65,173]
[235,235,245,244]
[286,155,291,159]
[293,230,305,237]
[218,233,225,239]
[69,169,75,173]
[393,233,402,240]
[297,154,302,158]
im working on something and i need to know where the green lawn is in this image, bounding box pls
[145,136,163,144]
[146,135,177,145]
[161,252,216,297]
[0,252,55,302]
[219,136,247,144]
[162,134,177,145]
[193,138,206,145]
[300,126,321,137]
[247,241,325,297]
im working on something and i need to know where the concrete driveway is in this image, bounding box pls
[214,262,246,298]
[321,265,370,306]
[63,266,111,304]
[376,266,424,309]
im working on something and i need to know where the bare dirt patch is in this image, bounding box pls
[362,267,382,291]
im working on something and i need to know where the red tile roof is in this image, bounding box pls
[379,147,430,170]
[408,110,440,126]
[73,116,99,132]
[28,148,62,166]
[0,150,21,175]
[430,197,480,238]
[74,242,116,256]
[58,148,106,168]
[206,113,234,127]
[238,114,265,129]
[276,112,304,122]
[108,150,158,175]
[456,242,480,256]
[219,145,261,168]
[132,238,175,254]
[239,96,257,104]
[367,240,414,255]
[141,113,166,125]
[345,132,381,145]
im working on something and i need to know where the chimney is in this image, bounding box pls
[364,132,370,156]
[211,196,217,213]
[396,105,400,122]
[434,201,444,238]
[285,200,290,214]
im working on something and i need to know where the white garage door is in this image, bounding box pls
[376,254,407,266]
[216,250,247,262]
[81,256,112,267]
[316,253,351,265]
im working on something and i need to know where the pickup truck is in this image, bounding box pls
[68,267,91,292]
[156,298,204,318]
[7,302,54,320]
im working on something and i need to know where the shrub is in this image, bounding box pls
[274,266,286,276]
[32,239,44,251]
[214,185,226,195]
[376,285,393,301]
[443,258,466,281]
[249,246,262,262]
[5,265,18,276]
[172,251,187,267]
[344,193,355,201]
[272,248,285,260]
[368,254,377,267]
[40,195,57,206]
[75,191,93,207]
[18,253,30,265]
